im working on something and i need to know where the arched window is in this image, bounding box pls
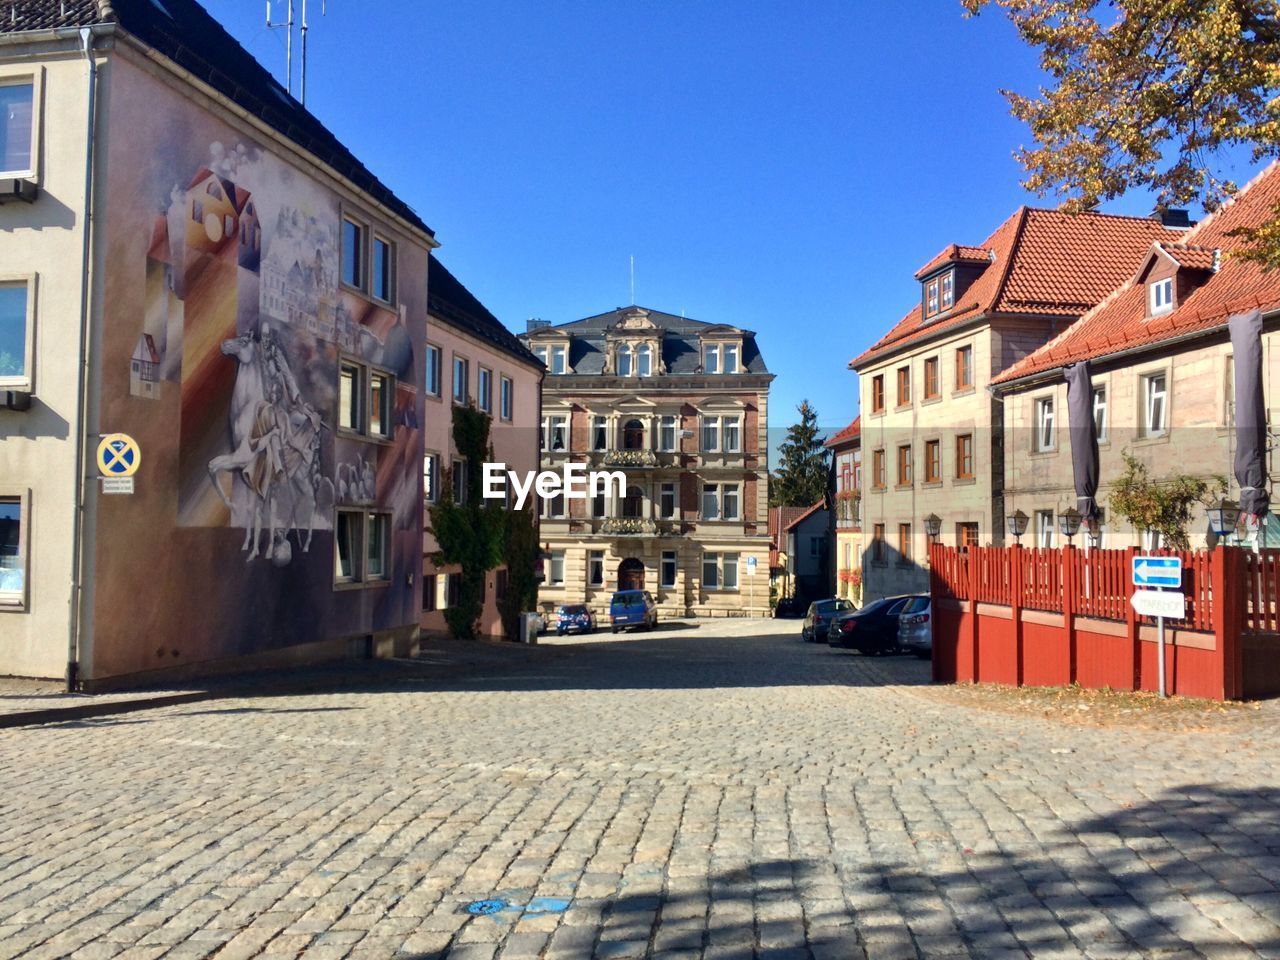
[623,419,645,450]
[637,344,652,377]
[622,486,644,519]
[616,344,632,377]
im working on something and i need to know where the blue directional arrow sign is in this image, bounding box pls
[1132,556,1182,588]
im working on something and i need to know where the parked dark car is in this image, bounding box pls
[609,590,658,633]
[556,604,596,636]
[801,598,855,643]
[828,595,921,654]
[774,596,805,619]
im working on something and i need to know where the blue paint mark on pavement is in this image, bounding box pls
[525,897,571,914]
[465,898,508,916]
[464,896,571,918]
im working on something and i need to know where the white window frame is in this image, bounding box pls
[542,489,566,519]
[926,278,939,315]
[940,271,954,310]
[1035,396,1055,452]
[550,345,567,376]
[616,344,632,377]
[722,416,741,453]
[452,355,469,405]
[424,343,442,398]
[723,344,739,373]
[0,274,36,392]
[701,484,722,521]
[371,233,396,304]
[659,415,677,451]
[1092,386,1108,443]
[588,550,604,587]
[477,366,493,413]
[701,416,720,453]
[548,551,565,586]
[365,511,391,581]
[369,369,393,440]
[334,508,364,585]
[0,70,41,182]
[702,553,720,589]
[637,343,652,377]
[659,482,677,520]
[341,215,368,292]
[703,344,720,374]
[1149,277,1174,315]
[660,550,677,589]
[1144,372,1168,437]
[1036,509,1055,549]
[723,552,739,590]
[0,489,30,610]
[423,453,440,504]
[592,415,608,451]
[500,375,513,421]
[722,483,740,521]
[533,345,549,369]
[542,414,568,453]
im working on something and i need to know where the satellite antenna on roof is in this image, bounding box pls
[267,0,326,104]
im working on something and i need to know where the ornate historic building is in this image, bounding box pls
[520,306,773,618]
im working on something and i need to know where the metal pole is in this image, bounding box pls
[286,0,294,95]
[300,0,308,105]
[1156,585,1166,698]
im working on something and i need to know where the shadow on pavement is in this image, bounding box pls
[394,784,1280,959]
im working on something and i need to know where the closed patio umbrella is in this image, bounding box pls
[1229,308,1270,518]
[1064,360,1099,522]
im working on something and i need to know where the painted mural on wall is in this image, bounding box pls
[91,57,425,678]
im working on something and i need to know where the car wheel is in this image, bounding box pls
[557,629,565,636]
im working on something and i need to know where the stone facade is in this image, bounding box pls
[521,307,773,619]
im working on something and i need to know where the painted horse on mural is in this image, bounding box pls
[207,328,333,562]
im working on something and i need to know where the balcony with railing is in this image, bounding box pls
[591,449,681,470]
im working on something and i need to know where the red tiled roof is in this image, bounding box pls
[824,415,860,449]
[851,208,1175,370]
[784,500,828,533]
[1157,242,1218,272]
[914,244,992,280]
[767,506,808,545]
[994,161,1280,385]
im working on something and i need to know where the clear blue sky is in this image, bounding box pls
[206,0,1247,454]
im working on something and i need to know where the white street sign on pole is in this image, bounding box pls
[1130,590,1186,620]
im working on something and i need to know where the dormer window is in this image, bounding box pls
[704,344,720,374]
[702,341,742,374]
[533,344,567,374]
[637,344,652,377]
[1149,277,1174,316]
[616,344,632,377]
[940,271,954,310]
[925,279,939,317]
[724,344,739,373]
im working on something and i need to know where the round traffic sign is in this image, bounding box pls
[96,433,141,478]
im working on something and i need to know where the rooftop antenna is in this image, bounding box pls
[629,255,635,305]
[299,0,326,105]
[266,0,294,96]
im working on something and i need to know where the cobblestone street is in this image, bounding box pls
[3,621,1280,960]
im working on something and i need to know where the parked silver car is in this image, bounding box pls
[897,596,932,659]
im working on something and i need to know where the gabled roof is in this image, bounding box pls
[914,244,992,280]
[523,305,770,376]
[1,0,432,240]
[427,258,542,369]
[850,208,1175,370]
[767,506,808,544]
[783,500,828,532]
[824,415,860,449]
[1156,242,1218,272]
[994,161,1280,386]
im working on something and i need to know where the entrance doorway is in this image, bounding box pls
[618,558,645,590]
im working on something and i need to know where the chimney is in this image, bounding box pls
[526,318,550,333]
[1152,206,1192,229]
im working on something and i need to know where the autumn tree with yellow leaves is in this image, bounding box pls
[964,0,1280,266]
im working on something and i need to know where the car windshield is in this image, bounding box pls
[613,593,644,607]
[561,605,588,615]
[857,598,894,615]
[815,600,853,614]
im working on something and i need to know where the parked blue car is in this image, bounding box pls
[556,604,596,636]
[609,590,658,633]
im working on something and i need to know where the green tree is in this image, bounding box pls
[963,0,1280,265]
[771,400,829,507]
[497,505,541,641]
[428,406,506,639]
[1108,451,1226,550]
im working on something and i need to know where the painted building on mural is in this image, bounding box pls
[825,416,861,600]
[0,0,435,685]
[850,207,1180,602]
[783,501,830,605]
[421,258,544,638]
[519,306,774,618]
[994,163,1280,550]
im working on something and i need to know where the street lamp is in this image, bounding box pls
[1058,506,1082,544]
[924,513,942,541]
[1007,509,1029,545]
[1207,498,1240,540]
